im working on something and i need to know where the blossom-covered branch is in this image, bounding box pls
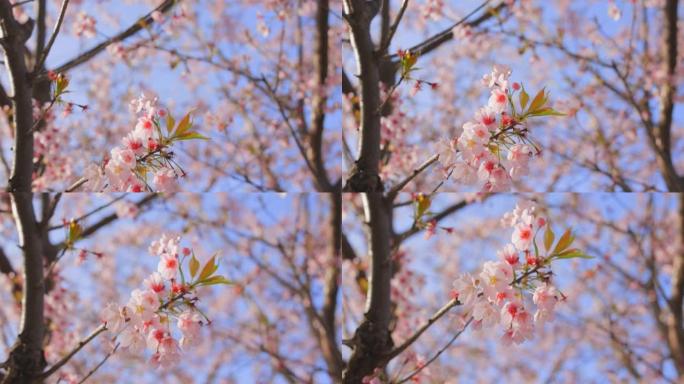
[438,65,565,192]
[82,94,208,192]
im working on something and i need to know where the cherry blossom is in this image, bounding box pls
[436,65,565,192]
[448,202,585,345]
[101,235,231,368]
[73,12,96,38]
[82,93,207,192]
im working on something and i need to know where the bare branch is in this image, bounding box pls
[389,0,502,60]
[39,324,107,380]
[38,0,180,80]
[396,317,473,384]
[380,0,409,53]
[386,154,439,201]
[385,298,460,361]
[35,0,70,72]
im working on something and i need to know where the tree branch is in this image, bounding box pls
[38,0,180,80]
[54,194,158,250]
[389,0,503,60]
[667,192,684,375]
[385,298,460,361]
[0,1,35,192]
[342,192,394,382]
[386,154,439,201]
[654,0,681,191]
[394,199,469,243]
[35,0,69,72]
[320,192,343,377]
[380,0,409,54]
[1,193,46,382]
[33,0,46,68]
[0,246,14,276]
[396,317,472,384]
[343,0,384,192]
[39,324,107,380]
[307,0,333,192]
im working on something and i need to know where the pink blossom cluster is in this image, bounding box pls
[421,0,445,21]
[438,65,541,192]
[73,12,97,38]
[451,202,562,345]
[100,235,208,367]
[84,93,180,192]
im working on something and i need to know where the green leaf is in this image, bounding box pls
[528,88,547,113]
[415,194,431,219]
[555,248,593,260]
[529,108,566,117]
[166,114,175,136]
[174,113,192,137]
[519,87,529,111]
[553,228,574,255]
[67,221,82,247]
[55,75,69,96]
[198,254,219,281]
[189,254,200,279]
[543,225,555,251]
[174,132,210,141]
[198,275,232,286]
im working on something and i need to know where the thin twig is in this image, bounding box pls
[36,0,70,71]
[47,195,127,231]
[381,0,410,53]
[396,317,473,384]
[77,343,119,384]
[65,177,88,192]
[385,298,460,361]
[386,154,439,200]
[40,324,108,379]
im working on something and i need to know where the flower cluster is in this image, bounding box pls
[438,65,564,192]
[451,202,589,345]
[73,12,97,38]
[84,93,208,192]
[101,235,231,367]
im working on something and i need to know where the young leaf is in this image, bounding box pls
[166,114,176,136]
[519,87,529,111]
[174,113,192,137]
[198,254,219,281]
[415,194,431,219]
[174,132,210,141]
[553,228,574,254]
[189,254,200,279]
[67,221,82,247]
[555,248,593,260]
[543,224,555,251]
[529,108,566,117]
[528,88,547,113]
[198,275,232,286]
